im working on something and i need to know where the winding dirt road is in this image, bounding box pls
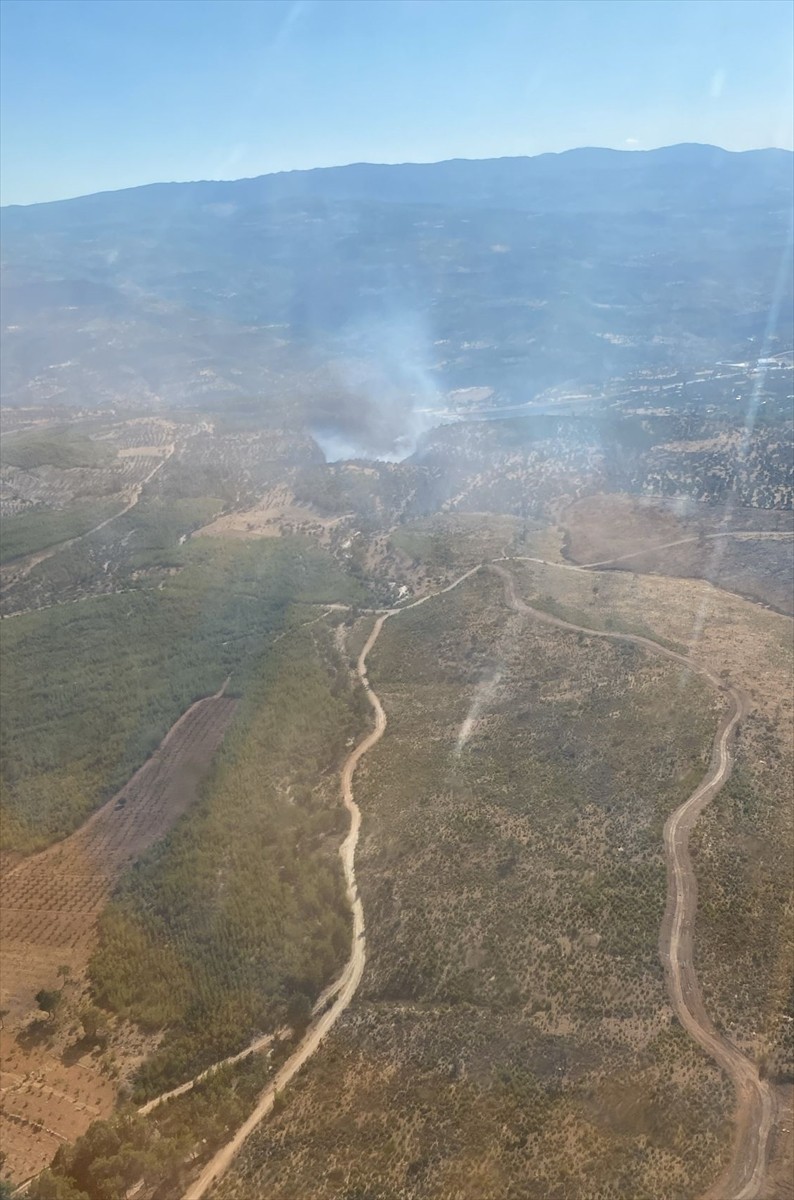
[136,556,777,1198]
[1,447,174,591]
[491,562,777,1200]
[181,617,382,1199]
[181,570,484,1199]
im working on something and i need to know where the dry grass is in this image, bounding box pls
[560,493,794,613]
[214,568,735,1200]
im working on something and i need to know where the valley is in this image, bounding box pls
[1,145,792,1200]
[0,397,792,1197]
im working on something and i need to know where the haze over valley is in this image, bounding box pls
[1,142,792,1200]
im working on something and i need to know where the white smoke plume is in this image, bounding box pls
[310,311,445,461]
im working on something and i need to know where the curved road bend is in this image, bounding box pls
[491,563,776,1200]
[182,568,484,1199]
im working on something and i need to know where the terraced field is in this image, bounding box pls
[0,686,237,1178]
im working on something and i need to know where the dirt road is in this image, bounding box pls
[181,616,383,1199]
[1,447,174,590]
[181,569,484,1199]
[491,563,777,1200]
[578,529,793,569]
[509,529,793,578]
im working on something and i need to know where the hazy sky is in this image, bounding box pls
[1,0,792,206]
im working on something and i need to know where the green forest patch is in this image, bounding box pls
[0,500,123,563]
[90,620,368,1097]
[1,429,115,472]
[0,537,365,851]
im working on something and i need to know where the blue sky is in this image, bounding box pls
[1,0,792,205]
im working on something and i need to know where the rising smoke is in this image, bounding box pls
[309,312,445,461]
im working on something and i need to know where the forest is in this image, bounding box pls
[90,619,369,1097]
[1,536,366,851]
[0,501,123,564]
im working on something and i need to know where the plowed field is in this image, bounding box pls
[0,687,237,1181]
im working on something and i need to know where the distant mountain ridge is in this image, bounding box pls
[2,144,792,447]
[3,143,792,218]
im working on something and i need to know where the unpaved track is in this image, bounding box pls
[1,448,174,590]
[181,617,382,1199]
[180,558,777,1199]
[182,570,482,1199]
[509,528,794,576]
[138,1031,279,1116]
[491,563,777,1200]
[577,529,794,569]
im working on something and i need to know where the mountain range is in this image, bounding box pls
[2,144,792,454]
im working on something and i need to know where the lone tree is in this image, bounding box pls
[80,1006,108,1046]
[35,989,61,1020]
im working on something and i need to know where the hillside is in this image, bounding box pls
[1,145,792,1198]
[2,147,792,456]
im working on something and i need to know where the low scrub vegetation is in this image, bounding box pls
[1,537,365,851]
[90,620,368,1098]
[215,570,733,1200]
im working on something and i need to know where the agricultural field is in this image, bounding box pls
[0,419,180,567]
[26,1052,281,1200]
[6,618,368,1195]
[90,621,366,1100]
[214,567,736,1200]
[0,688,235,1178]
[1,687,237,1015]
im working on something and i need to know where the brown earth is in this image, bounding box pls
[493,563,780,1200]
[559,494,794,614]
[195,485,349,543]
[0,684,237,1182]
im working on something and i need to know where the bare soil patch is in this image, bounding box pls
[0,1028,118,1182]
[561,494,794,613]
[196,486,347,542]
[0,689,236,1180]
